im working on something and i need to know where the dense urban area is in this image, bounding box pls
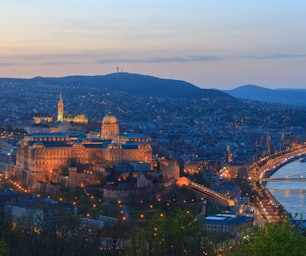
[1,76,306,255]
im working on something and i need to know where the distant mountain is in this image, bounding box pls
[0,72,233,100]
[225,85,306,106]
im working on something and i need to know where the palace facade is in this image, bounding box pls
[16,112,152,191]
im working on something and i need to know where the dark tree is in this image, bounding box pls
[124,208,213,256]
[226,219,306,256]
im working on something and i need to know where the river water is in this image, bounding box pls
[266,159,306,220]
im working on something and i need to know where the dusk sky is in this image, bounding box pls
[1,0,306,89]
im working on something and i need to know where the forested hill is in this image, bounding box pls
[0,72,233,100]
[225,84,306,106]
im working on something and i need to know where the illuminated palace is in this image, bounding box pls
[16,112,152,191]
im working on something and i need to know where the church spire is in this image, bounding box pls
[57,91,64,122]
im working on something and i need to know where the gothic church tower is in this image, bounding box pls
[57,92,64,122]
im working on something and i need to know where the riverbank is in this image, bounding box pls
[261,156,300,219]
[250,148,306,223]
[266,159,306,220]
[261,155,302,180]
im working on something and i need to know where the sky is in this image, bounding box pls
[1,0,306,89]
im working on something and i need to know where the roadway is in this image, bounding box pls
[189,181,235,207]
[187,145,306,220]
[249,144,306,223]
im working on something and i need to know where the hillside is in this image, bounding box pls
[225,85,306,106]
[0,72,233,100]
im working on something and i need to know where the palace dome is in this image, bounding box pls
[102,113,117,124]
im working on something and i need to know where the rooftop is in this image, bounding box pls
[204,214,254,226]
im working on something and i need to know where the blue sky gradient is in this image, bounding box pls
[1,0,306,89]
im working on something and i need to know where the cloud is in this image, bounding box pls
[98,55,220,64]
[243,53,306,60]
[0,59,83,67]
[0,63,16,67]
[42,61,83,65]
[3,51,305,69]
[98,52,306,65]
[0,53,88,66]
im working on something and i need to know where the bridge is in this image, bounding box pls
[189,181,235,207]
[262,170,306,182]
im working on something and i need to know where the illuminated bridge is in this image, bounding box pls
[262,170,306,182]
[189,181,235,207]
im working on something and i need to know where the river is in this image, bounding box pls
[266,159,306,220]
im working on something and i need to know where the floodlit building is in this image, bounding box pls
[57,92,88,124]
[15,112,152,191]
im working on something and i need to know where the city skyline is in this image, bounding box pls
[1,0,306,89]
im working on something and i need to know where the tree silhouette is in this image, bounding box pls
[226,218,306,256]
[124,208,213,256]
